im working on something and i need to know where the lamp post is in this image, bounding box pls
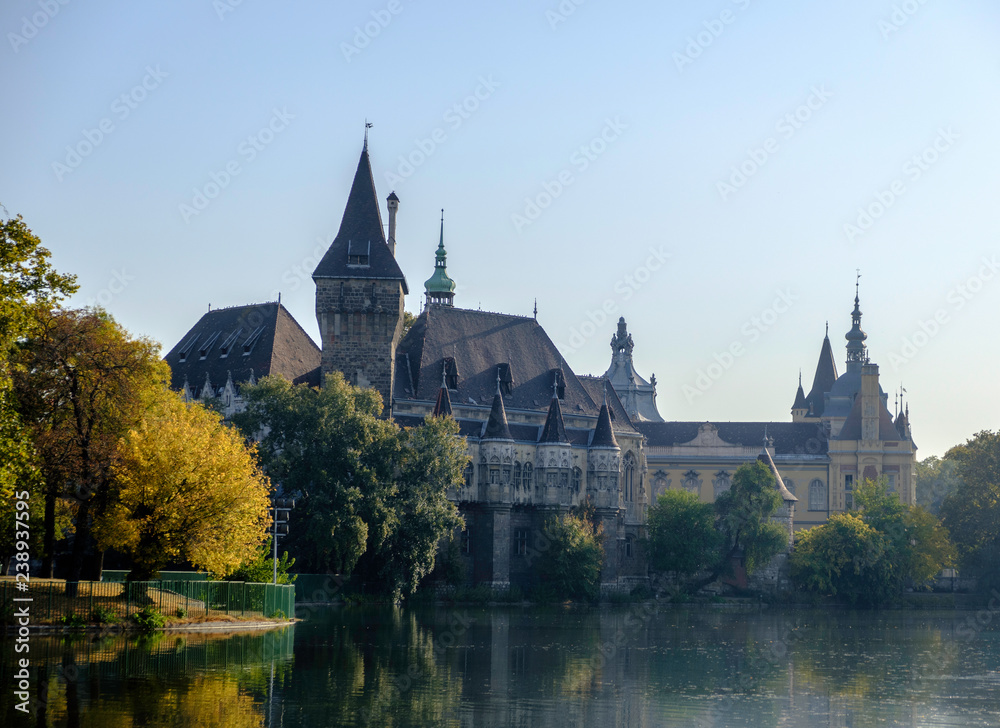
[270,498,294,585]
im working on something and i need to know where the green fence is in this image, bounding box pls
[102,570,210,582]
[0,580,294,623]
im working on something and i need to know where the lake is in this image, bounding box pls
[3,603,1000,726]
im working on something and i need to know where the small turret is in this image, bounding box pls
[845,273,868,372]
[424,209,456,308]
[433,365,452,417]
[482,376,512,441]
[791,372,808,422]
[386,191,399,256]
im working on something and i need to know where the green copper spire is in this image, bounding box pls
[424,209,456,307]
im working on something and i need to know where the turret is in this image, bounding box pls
[587,392,621,510]
[386,191,399,256]
[757,437,797,548]
[479,373,514,504]
[845,275,868,373]
[791,372,808,422]
[537,372,574,506]
[423,209,456,308]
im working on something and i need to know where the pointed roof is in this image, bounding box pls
[836,394,903,441]
[482,380,513,440]
[433,369,452,417]
[312,145,408,292]
[894,408,909,440]
[539,392,569,444]
[424,210,456,296]
[792,372,808,411]
[805,331,838,416]
[757,444,797,503]
[591,402,619,449]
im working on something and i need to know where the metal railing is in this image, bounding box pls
[1,579,295,623]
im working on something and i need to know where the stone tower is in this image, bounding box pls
[312,141,408,412]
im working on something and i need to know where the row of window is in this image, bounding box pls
[464,462,635,500]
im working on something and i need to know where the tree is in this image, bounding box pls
[0,213,77,571]
[916,455,964,515]
[940,430,1000,592]
[792,478,955,604]
[94,390,272,580]
[221,538,296,585]
[711,461,788,581]
[10,308,167,584]
[234,372,464,598]
[790,513,894,606]
[535,511,603,602]
[643,489,721,577]
[233,372,398,575]
[356,414,464,599]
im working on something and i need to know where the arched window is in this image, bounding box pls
[571,467,582,492]
[464,463,474,489]
[712,471,731,498]
[623,453,636,502]
[514,462,522,489]
[523,463,533,490]
[808,479,827,511]
[683,470,701,495]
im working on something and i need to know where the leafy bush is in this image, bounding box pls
[59,612,87,627]
[132,606,165,632]
[270,609,286,620]
[174,607,188,618]
[90,606,118,624]
[534,513,603,602]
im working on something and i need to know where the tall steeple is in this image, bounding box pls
[424,209,456,308]
[845,272,868,372]
[804,328,838,418]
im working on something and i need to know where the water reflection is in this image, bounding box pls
[3,607,999,727]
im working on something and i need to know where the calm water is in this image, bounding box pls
[4,604,1000,727]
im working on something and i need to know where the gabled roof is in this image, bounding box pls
[806,334,838,416]
[636,421,828,456]
[164,302,321,394]
[836,394,902,442]
[539,394,569,444]
[312,146,408,292]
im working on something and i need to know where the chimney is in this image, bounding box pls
[860,363,879,442]
[386,191,399,256]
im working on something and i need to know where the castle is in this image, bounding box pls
[164,140,917,592]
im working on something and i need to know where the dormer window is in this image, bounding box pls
[347,240,370,267]
[219,328,242,359]
[199,332,220,360]
[242,326,265,356]
[443,357,459,390]
[177,333,199,363]
[497,363,514,396]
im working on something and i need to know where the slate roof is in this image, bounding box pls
[312,146,408,292]
[483,387,513,440]
[539,395,569,444]
[394,307,626,422]
[806,334,838,416]
[591,403,619,449]
[164,302,321,393]
[836,394,902,441]
[636,421,829,456]
[792,381,808,411]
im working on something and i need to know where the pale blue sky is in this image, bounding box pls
[2,0,998,457]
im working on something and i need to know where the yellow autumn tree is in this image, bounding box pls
[95,389,272,581]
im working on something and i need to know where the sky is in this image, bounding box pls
[2,0,998,458]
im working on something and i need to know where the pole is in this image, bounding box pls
[273,505,278,585]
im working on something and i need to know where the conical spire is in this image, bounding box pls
[312,142,408,291]
[792,371,808,412]
[591,392,619,449]
[845,272,868,371]
[433,366,452,417]
[757,439,797,503]
[805,328,838,417]
[482,376,512,440]
[424,209,456,307]
[539,386,569,444]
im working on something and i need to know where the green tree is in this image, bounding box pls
[710,461,788,581]
[535,511,603,602]
[940,430,1000,592]
[0,213,77,572]
[790,513,894,606]
[233,372,399,575]
[10,307,167,585]
[222,538,297,584]
[356,414,464,599]
[94,390,272,581]
[916,455,964,514]
[234,372,464,598]
[792,478,955,604]
[643,489,721,577]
